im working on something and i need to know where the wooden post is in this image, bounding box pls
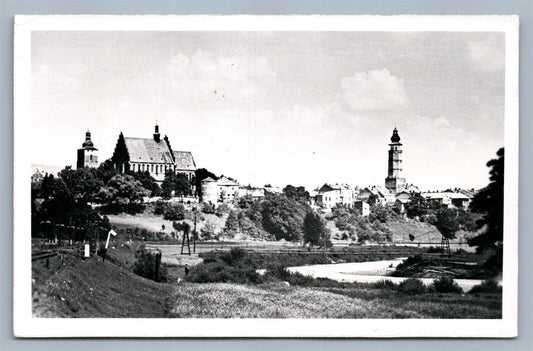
[193,210,197,253]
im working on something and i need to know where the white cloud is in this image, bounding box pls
[468,40,504,71]
[341,69,408,111]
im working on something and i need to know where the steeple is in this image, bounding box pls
[390,127,401,143]
[153,124,161,143]
[82,130,95,149]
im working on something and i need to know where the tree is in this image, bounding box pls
[131,171,160,197]
[405,193,429,218]
[433,208,460,240]
[468,148,504,269]
[283,185,310,203]
[161,171,178,199]
[175,173,192,197]
[99,174,149,205]
[303,212,327,247]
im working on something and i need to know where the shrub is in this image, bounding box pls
[153,200,168,215]
[215,203,231,217]
[132,248,167,282]
[163,203,185,220]
[220,247,246,265]
[200,221,216,240]
[186,261,264,284]
[431,276,463,293]
[371,279,398,290]
[201,202,216,214]
[397,278,427,295]
[469,280,502,294]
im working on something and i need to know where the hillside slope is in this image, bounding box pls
[32,252,172,318]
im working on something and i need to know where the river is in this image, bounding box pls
[285,258,487,292]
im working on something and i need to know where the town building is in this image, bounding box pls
[76,131,99,169]
[200,176,240,204]
[31,169,44,184]
[358,186,396,206]
[238,186,265,200]
[316,183,355,209]
[385,127,406,193]
[353,200,370,216]
[422,191,473,209]
[111,124,196,183]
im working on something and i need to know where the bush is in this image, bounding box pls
[163,203,185,220]
[215,203,231,217]
[431,276,463,293]
[397,278,427,294]
[469,280,502,294]
[220,247,246,265]
[200,221,216,240]
[153,200,168,215]
[186,261,264,285]
[201,202,216,214]
[371,279,398,290]
[132,247,167,282]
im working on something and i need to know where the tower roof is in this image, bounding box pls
[390,127,401,143]
[81,130,97,150]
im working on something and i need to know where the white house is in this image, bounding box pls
[201,176,240,204]
[316,183,355,209]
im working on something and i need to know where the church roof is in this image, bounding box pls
[173,151,196,171]
[124,137,174,164]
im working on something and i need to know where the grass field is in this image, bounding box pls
[167,282,501,318]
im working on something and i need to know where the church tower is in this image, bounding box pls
[76,130,99,169]
[385,127,406,193]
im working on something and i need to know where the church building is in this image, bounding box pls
[385,127,407,193]
[76,130,99,169]
[111,124,196,183]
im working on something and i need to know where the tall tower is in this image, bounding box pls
[76,130,99,169]
[385,127,406,193]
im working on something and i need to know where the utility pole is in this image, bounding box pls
[193,207,197,253]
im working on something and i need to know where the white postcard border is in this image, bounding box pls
[13,15,519,338]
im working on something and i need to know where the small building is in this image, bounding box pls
[263,185,283,194]
[353,200,370,216]
[316,183,354,209]
[201,177,219,204]
[422,191,472,209]
[31,169,44,184]
[238,186,265,200]
[216,176,240,202]
[358,186,395,206]
[200,176,240,203]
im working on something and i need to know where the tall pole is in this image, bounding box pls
[193,208,197,253]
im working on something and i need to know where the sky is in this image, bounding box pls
[31,31,505,191]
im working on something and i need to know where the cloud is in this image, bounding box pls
[341,69,408,111]
[468,40,504,71]
[167,49,277,105]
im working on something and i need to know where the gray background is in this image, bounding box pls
[1,0,531,350]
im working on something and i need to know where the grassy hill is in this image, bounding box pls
[386,219,470,244]
[32,252,172,318]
